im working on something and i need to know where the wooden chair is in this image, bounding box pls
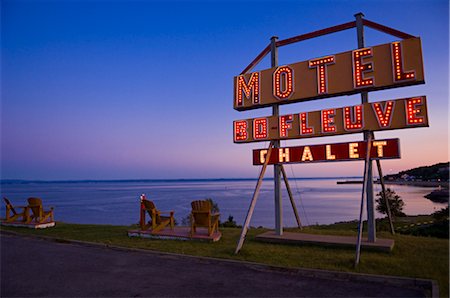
[140,199,174,233]
[3,197,28,223]
[190,200,220,237]
[26,197,54,224]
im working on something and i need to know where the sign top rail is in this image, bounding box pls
[240,18,416,75]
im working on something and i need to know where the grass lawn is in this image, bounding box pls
[1,219,448,297]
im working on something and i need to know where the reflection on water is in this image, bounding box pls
[0,179,445,228]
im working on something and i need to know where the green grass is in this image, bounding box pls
[1,221,448,297]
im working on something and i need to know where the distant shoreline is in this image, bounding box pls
[337,180,449,188]
[0,177,362,184]
[378,180,449,188]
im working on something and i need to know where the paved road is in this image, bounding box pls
[1,234,426,297]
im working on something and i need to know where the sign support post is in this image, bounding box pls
[355,12,376,242]
[235,141,275,254]
[271,36,283,236]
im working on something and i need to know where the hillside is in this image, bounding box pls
[384,162,449,182]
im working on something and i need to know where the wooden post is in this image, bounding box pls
[235,141,275,254]
[139,194,146,230]
[355,135,373,267]
[281,165,302,229]
[376,160,395,235]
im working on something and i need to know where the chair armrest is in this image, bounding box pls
[211,213,220,221]
[159,211,174,215]
[12,206,29,213]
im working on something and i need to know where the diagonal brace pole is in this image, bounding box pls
[235,141,275,254]
[376,160,395,235]
[355,134,373,267]
[280,165,302,229]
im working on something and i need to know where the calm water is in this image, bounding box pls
[0,179,446,228]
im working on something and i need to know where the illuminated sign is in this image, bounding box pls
[234,38,424,111]
[253,139,400,165]
[234,96,428,143]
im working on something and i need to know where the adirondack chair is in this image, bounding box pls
[140,199,174,232]
[3,197,28,223]
[26,197,54,224]
[190,200,220,237]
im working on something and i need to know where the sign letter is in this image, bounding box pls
[259,149,268,164]
[301,146,314,161]
[349,143,359,158]
[406,97,425,125]
[279,148,290,162]
[309,55,335,94]
[372,101,395,128]
[344,105,364,130]
[236,72,260,106]
[300,112,314,135]
[234,120,248,141]
[321,109,336,133]
[253,118,268,139]
[326,145,336,160]
[352,48,374,88]
[279,114,293,137]
[273,66,294,100]
[372,141,387,157]
[391,41,415,82]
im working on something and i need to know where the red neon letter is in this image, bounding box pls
[234,120,248,141]
[391,42,415,82]
[405,97,425,125]
[309,55,335,94]
[299,112,313,135]
[372,101,395,128]
[352,48,374,88]
[279,114,293,137]
[253,118,268,140]
[236,72,260,106]
[321,109,336,133]
[344,105,364,131]
[273,66,294,100]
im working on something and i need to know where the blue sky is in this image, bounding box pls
[1,0,448,179]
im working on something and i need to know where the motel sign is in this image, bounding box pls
[233,14,429,261]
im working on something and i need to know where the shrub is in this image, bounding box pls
[220,215,241,228]
[375,188,406,217]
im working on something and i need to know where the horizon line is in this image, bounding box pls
[0,176,366,183]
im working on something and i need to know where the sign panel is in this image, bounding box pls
[253,139,400,165]
[234,96,428,143]
[234,37,424,111]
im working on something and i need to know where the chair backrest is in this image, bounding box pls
[27,197,43,218]
[191,200,211,212]
[3,198,17,215]
[191,200,211,225]
[142,199,160,223]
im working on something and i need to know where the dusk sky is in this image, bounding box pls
[1,0,448,180]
